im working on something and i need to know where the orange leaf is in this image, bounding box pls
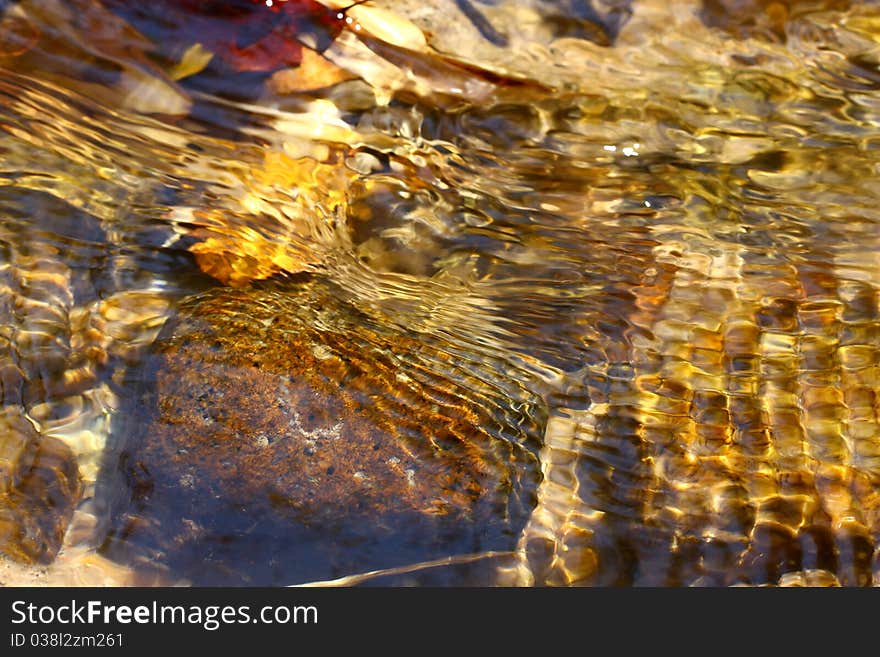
[268,47,357,93]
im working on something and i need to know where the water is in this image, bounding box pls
[0,0,878,586]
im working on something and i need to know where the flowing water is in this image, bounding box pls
[0,0,878,586]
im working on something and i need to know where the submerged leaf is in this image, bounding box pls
[268,47,357,93]
[345,4,428,51]
[168,42,214,81]
[187,150,356,287]
[102,0,349,74]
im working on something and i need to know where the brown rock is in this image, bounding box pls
[98,280,542,585]
[699,0,851,42]
[0,408,81,564]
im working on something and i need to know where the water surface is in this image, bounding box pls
[1,0,878,586]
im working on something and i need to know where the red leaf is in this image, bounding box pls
[226,29,303,72]
[102,0,348,74]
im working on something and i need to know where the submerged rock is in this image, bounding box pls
[0,408,80,564]
[98,279,543,585]
[698,0,852,42]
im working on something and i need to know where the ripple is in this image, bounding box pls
[0,0,878,586]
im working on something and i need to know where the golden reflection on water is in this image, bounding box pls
[0,0,878,585]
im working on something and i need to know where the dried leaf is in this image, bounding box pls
[324,28,547,105]
[168,42,214,81]
[118,67,192,115]
[103,0,349,74]
[188,151,356,287]
[268,47,357,93]
[227,28,304,72]
[345,4,428,52]
[189,231,305,288]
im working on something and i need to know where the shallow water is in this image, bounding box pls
[0,0,878,586]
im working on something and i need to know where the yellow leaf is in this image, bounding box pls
[188,151,357,287]
[345,5,428,52]
[168,42,214,81]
